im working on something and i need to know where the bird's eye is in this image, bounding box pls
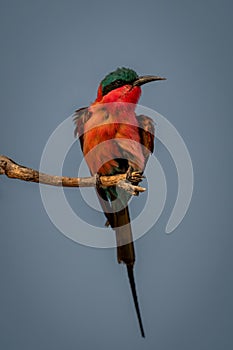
[103,79,127,96]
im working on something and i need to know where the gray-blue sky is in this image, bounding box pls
[1,0,233,349]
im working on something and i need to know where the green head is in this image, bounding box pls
[100,67,139,96]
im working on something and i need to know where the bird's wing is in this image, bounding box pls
[136,114,155,168]
[73,107,91,151]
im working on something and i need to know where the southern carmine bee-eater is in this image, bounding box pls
[74,67,165,337]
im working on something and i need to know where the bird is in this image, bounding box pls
[74,67,165,337]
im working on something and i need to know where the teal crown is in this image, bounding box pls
[101,67,138,96]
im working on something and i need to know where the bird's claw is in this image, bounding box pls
[126,167,144,184]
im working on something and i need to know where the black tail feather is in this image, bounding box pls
[127,264,145,338]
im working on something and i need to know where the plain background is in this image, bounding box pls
[1,0,233,349]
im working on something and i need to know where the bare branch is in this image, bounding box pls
[0,155,146,195]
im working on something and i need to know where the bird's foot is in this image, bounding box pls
[126,166,145,185]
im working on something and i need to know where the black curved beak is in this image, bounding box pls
[133,75,166,87]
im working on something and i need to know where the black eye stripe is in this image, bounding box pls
[102,79,134,96]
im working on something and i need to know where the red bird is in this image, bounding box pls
[74,67,165,337]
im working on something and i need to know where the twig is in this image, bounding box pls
[0,155,146,195]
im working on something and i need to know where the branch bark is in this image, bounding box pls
[0,155,146,196]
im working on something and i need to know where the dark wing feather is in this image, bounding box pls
[136,114,155,168]
[73,107,91,150]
